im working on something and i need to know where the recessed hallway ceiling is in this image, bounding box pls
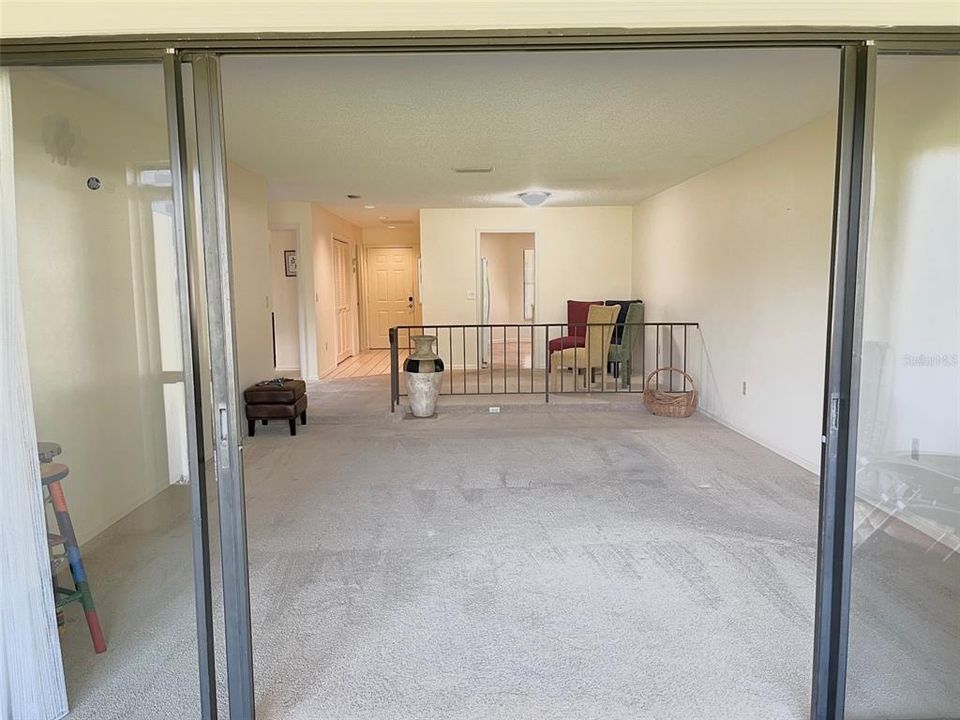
[218,49,841,226]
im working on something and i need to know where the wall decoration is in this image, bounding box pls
[284,250,297,277]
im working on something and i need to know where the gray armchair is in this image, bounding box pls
[606,301,644,388]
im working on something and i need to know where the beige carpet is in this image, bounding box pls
[56,376,960,719]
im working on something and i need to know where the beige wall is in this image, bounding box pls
[12,68,175,544]
[226,161,275,392]
[421,206,632,326]
[10,68,276,544]
[311,204,362,376]
[268,201,316,378]
[633,114,837,472]
[479,232,535,324]
[361,225,419,248]
[267,202,365,378]
[269,228,300,373]
[3,1,957,38]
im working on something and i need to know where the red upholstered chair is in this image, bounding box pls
[548,300,601,356]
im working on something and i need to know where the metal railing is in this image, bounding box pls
[389,322,699,412]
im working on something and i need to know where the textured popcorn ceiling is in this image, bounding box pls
[217,48,842,225]
[51,48,843,226]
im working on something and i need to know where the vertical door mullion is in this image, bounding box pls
[192,53,256,720]
[162,51,218,720]
[811,42,876,720]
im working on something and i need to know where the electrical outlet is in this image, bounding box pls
[741,380,748,396]
[467,290,477,300]
[911,437,920,461]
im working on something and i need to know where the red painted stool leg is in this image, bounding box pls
[49,480,107,653]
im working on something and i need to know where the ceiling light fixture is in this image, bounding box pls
[388,225,397,229]
[346,193,361,199]
[364,204,375,209]
[518,191,551,207]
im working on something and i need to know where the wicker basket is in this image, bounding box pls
[643,368,698,418]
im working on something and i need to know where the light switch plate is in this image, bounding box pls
[466,290,477,300]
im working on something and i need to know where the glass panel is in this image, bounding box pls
[9,64,202,718]
[848,54,960,719]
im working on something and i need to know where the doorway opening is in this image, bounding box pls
[478,231,536,369]
[333,236,356,364]
[269,228,301,375]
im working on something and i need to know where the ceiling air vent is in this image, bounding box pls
[452,166,494,174]
[379,218,417,226]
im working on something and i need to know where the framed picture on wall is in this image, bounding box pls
[284,250,297,277]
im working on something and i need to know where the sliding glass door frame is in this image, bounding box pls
[3,28,958,720]
[190,53,256,720]
[814,39,960,720]
[811,42,876,720]
[163,52,219,720]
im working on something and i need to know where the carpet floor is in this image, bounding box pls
[57,376,959,720]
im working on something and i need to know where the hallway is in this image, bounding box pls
[326,349,408,379]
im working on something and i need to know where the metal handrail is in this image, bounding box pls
[389,321,699,412]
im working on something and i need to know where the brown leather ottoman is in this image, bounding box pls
[244,379,307,437]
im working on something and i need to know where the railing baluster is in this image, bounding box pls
[517,325,521,394]
[656,325,661,389]
[475,325,481,395]
[669,324,674,391]
[530,325,534,394]
[387,323,696,404]
[389,327,398,412]
[502,325,507,394]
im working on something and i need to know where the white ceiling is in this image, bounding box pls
[49,49,843,228]
[219,49,841,226]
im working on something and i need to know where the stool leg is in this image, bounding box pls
[288,417,297,436]
[248,418,255,437]
[300,410,307,425]
[48,481,107,653]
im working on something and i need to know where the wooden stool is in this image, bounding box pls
[41,462,107,654]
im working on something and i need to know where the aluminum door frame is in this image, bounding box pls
[191,54,256,720]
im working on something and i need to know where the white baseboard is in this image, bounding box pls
[274,366,300,375]
[697,407,820,476]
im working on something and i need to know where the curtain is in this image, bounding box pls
[0,69,69,720]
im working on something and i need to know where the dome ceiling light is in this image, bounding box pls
[518,191,551,207]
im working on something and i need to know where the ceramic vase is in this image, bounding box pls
[404,335,445,417]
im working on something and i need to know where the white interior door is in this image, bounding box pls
[365,246,415,349]
[334,239,353,363]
